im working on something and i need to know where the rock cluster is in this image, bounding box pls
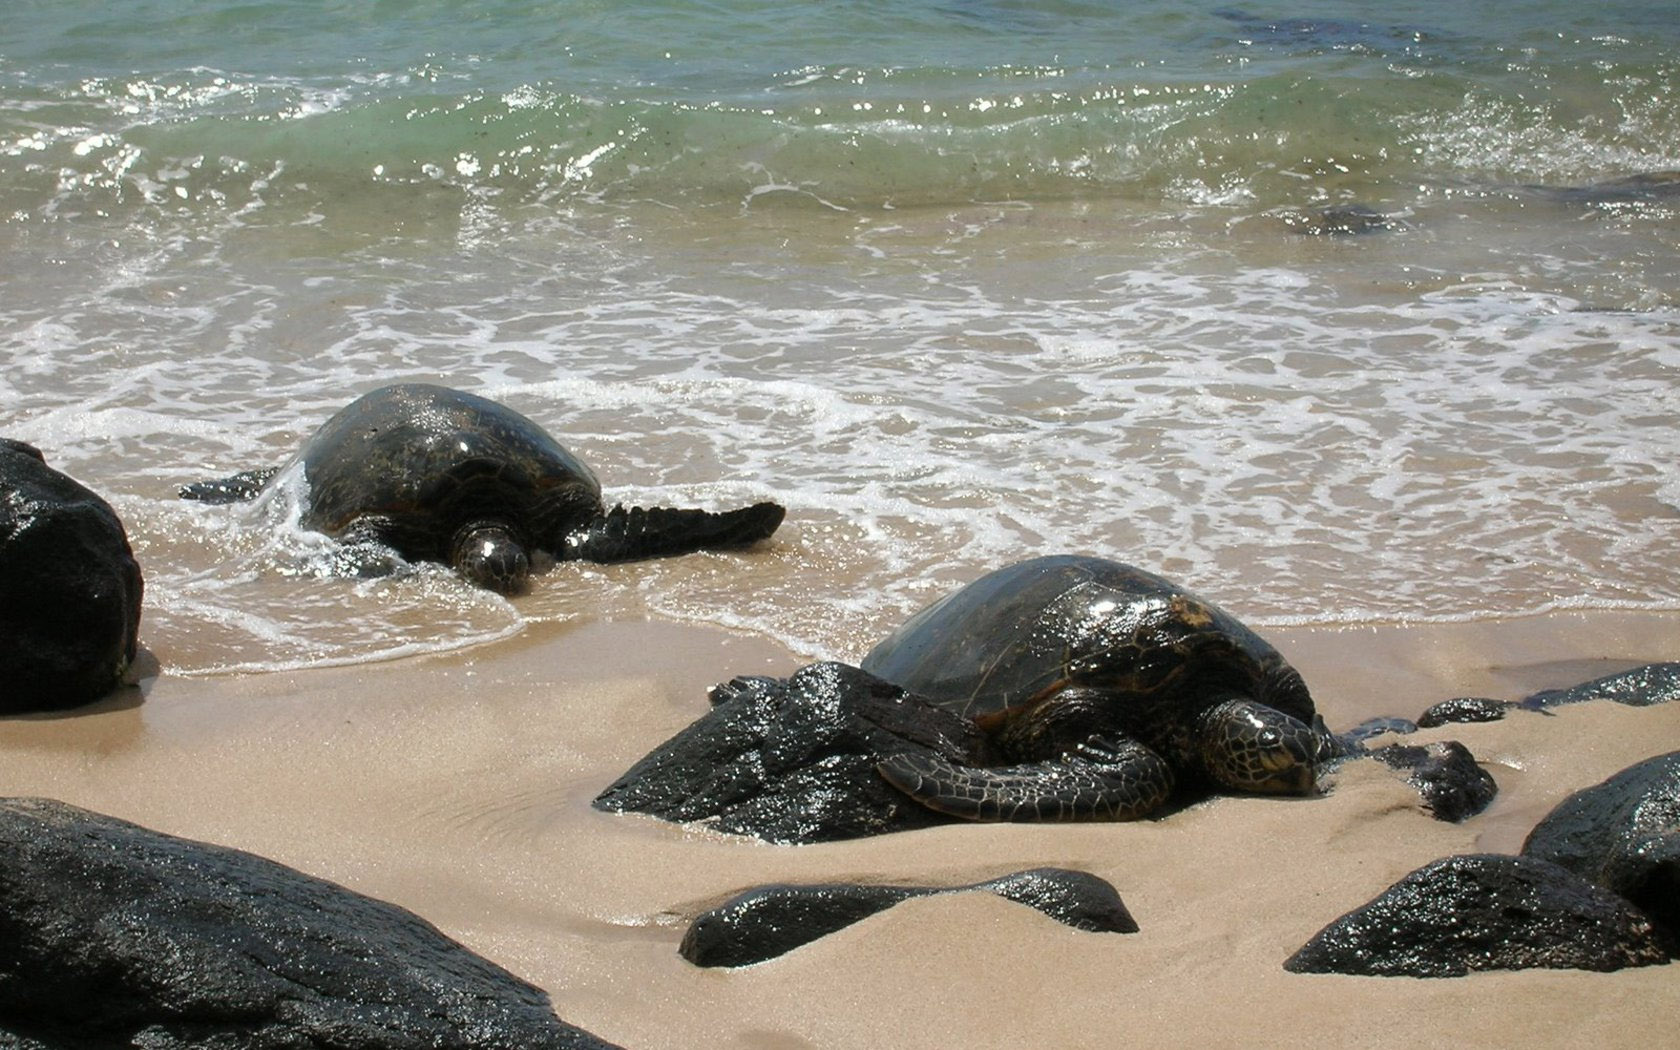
[1288,749,1680,977]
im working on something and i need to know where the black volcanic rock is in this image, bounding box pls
[1368,740,1498,822]
[1520,663,1680,710]
[1284,853,1669,977]
[1523,750,1680,943]
[1,439,144,712]
[595,661,983,843]
[0,797,619,1050]
[680,867,1136,967]
[1415,696,1513,728]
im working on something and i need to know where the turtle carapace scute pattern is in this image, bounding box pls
[179,383,784,593]
[859,555,1325,822]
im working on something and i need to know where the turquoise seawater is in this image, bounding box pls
[6,1,1679,217]
[3,1,1678,671]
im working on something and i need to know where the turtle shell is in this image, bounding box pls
[860,555,1315,739]
[295,383,604,559]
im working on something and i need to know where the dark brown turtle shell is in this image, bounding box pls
[860,555,1316,759]
[295,383,604,559]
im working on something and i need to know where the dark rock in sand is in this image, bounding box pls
[1523,751,1680,943]
[1336,715,1419,744]
[683,883,920,969]
[0,797,618,1050]
[0,439,144,712]
[1366,740,1497,823]
[680,867,1136,967]
[1324,733,1495,823]
[594,661,983,844]
[1416,695,1513,728]
[1520,662,1680,711]
[1284,853,1670,977]
[978,867,1139,934]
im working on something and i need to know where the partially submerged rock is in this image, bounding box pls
[1284,853,1669,977]
[1416,696,1513,728]
[1523,170,1680,205]
[1335,715,1418,743]
[1521,663,1680,711]
[0,797,618,1049]
[1402,662,1680,730]
[594,662,982,843]
[1322,723,1496,823]
[1367,740,1498,822]
[1523,750,1680,942]
[1284,203,1398,236]
[0,439,144,712]
[680,867,1136,967]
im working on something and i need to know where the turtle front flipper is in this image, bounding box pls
[560,501,785,563]
[178,467,280,504]
[877,738,1174,822]
[321,515,409,580]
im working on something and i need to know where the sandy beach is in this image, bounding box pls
[5,3,1678,1045]
[2,611,1676,1049]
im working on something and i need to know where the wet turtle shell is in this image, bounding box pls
[861,555,1321,819]
[181,382,786,593]
[862,554,1315,739]
[293,382,603,558]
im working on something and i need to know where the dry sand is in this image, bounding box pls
[2,611,1677,1049]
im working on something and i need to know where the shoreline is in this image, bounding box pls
[2,609,1677,1048]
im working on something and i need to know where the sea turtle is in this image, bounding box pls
[179,383,785,593]
[859,554,1326,821]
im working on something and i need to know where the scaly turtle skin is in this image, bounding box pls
[859,554,1324,821]
[180,383,784,593]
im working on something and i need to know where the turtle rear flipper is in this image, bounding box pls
[561,501,784,563]
[878,740,1174,822]
[178,467,280,504]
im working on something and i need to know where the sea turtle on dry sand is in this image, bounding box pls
[859,554,1329,821]
[179,383,784,593]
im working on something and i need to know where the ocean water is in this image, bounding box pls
[2,0,1677,674]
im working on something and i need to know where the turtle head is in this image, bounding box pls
[1195,698,1319,796]
[450,522,530,595]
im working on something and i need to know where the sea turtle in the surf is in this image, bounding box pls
[179,383,785,594]
[859,554,1327,821]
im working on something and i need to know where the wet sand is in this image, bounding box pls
[1,612,1677,1049]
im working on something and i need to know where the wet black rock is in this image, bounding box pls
[1520,662,1680,710]
[1284,853,1670,977]
[1524,170,1680,205]
[0,797,619,1050]
[1416,695,1513,728]
[1523,750,1680,943]
[1336,715,1418,745]
[0,439,144,712]
[1368,740,1498,822]
[1285,203,1397,236]
[680,867,1136,967]
[594,661,983,844]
